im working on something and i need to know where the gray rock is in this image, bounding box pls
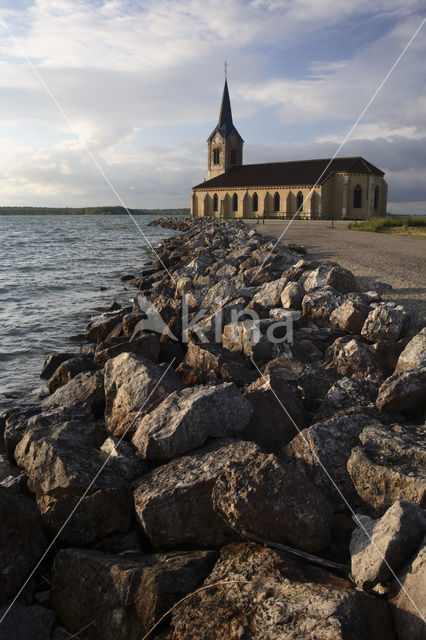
[40,352,75,379]
[301,264,334,292]
[100,437,151,482]
[330,300,370,334]
[389,537,426,640]
[283,413,382,511]
[326,337,386,380]
[86,309,126,343]
[395,327,426,373]
[4,405,102,456]
[280,281,304,309]
[0,604,56,640]
[302,286,343,326]
[41,371,105,418]
[132,383,252,459]
[314,377,380,421]
[15,431,131,544]
[47,356,97,394]
[50,548,217,640]
[350,501,426,589]
[133,440,261,550]
[202,279,237,311]
[213,450,333,553]
[251,277,287,309]
[94,333,161,368]
[241,372,307,454]
[169,542,394,640]
[376,366,426,415]
[325,266,361,294]
[183,341,256,386]
[0,488,47,603]
[104,353,182,437]
[347,422,426,517]
[361,303,405,342]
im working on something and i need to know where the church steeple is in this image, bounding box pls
[217,79,234,139]
[206,77,243,181]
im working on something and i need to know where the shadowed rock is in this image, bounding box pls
[132,383,253,460]
[0,488,47,604]
[168,542,394,640]
[213,450,333,553]
[133,440,262,550]
[104,353,182,437]
[347,422,426,517]
[50,548,217,640]
[350,501,426,589]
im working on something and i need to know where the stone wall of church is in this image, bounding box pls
[192,174,387,219]
[191,185,323,219]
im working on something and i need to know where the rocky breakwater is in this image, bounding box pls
[0,216,425,640]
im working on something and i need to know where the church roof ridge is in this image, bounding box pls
[194,155,384,190]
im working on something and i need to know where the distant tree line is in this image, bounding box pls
[0,206,190,216]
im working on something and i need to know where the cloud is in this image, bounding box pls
[0,0,424,209]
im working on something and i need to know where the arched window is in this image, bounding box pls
[230,149,237,165]
[213,193,218,212]
[213,148,220,165]
[274,192,280,212]
[297,191,303,212]
[252,192,258,213]
[232,193,238,212]
[353,185,362,209]
[374,185,379,211]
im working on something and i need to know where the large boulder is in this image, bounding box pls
[0,604,56,640]
[395,327,426,373]
[325,265,361,294]
[302,287,343,326]
[47,356,98,394]
[94,333,161,368]
[86,309,126,343]
[283,413,383,511]
[213,450,333,553]
[301,264,334,292]
[361,303,405,342]
[250,277,287,310]
[133,440,261,550]
[314,377,380,422]
[4,405,101,457]
[241,373,307,454]
[350,501,426,590]
[131,383,253,460]
[280,281,304,310]
[330,300,370,334]
[40,352,75,379]
[104,353,182,437]
[41,371,105,418]
[50,548,217,640]
[15,431,131,544]
[389,538,426,640]
[183,342,256,386]
[326,337,386,380]
[347,422,426,517]
[169,542,394,640]
[376,367,426,416]
[0,488,47,603]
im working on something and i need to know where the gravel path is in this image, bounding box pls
[247,220,426,321]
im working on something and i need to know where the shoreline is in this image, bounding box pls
[1,216,425,638]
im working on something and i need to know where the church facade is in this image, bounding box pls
[191,80,387,219]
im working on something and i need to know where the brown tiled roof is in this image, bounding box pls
[193,156,384,190]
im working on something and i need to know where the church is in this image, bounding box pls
[191,80,387,219]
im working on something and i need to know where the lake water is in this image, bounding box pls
[0,214,178,412]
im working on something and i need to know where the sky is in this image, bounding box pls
[0,0,425,213]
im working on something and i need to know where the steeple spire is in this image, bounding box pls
[217,77,234,138]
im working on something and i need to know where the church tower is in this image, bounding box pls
[206,78,244,180]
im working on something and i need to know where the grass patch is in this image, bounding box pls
[348,216,426,233]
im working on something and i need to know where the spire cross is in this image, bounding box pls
[224,60,227,79]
